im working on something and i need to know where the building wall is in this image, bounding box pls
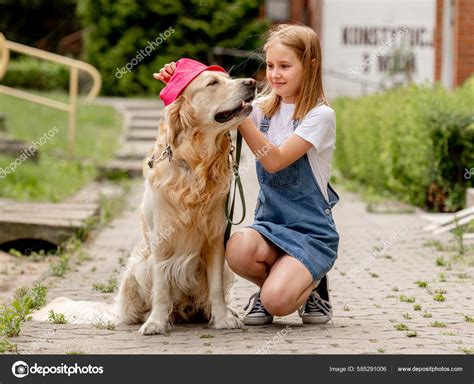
[321,0,436,98]
[455,0,474,86]
[434,0,473,88]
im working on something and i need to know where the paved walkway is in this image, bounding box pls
[13,141,474,354]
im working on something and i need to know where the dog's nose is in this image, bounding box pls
[242,78,256,87]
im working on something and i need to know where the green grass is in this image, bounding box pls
[200,334,215,339]
[462,314,474,323]
[0,284,47,338]
[415,280,428,288]
[430,321,447,328]
[48,310,67,324]
[394,323,409,331]
[50,253,71,277]
[98,184,130,223]
[422,311,432,318]
[413,304,422,311]
[93,320,115,330]
[0,338,17,353]
[423,240,445,251]
[433,293,446,302]
[49,236,85,277]
[93,276,118,293]
[458,347,473,354]
[0,91,122,201]
[436,257,446,267]
[399,295,415,303]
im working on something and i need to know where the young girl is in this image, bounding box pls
[154,24,339,326]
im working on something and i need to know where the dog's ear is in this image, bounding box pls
[166,95,196,147]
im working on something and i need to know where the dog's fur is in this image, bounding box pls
[115,71,256,335]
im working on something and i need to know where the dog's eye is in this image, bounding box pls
[207,80,219,87]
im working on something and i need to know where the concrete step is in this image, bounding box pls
[98,159,144,179]
[0,200,99,246]
[129,119,160,130]
[130,110,164,120]
[121,102,162,111]
[126,129,157,141]
[0,137,39,162]
[0,113,6,131]
[116,141,152,160]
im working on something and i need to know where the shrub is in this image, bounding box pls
[332,78,474,212]
[1,57,69,91]
[77,0,269,96]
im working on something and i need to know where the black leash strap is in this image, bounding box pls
[224,130,246,247]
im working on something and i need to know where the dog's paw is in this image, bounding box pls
[209,309,242,330]
[139,318,170,335]
[228,307,240,318]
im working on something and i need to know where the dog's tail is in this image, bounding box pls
[30,297,118,325]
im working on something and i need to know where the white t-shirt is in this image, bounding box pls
[250,98,336,203]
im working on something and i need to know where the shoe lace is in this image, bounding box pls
[244,291,266,314]
[298,290,333,322]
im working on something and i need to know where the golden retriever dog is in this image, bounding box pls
[115,71,256,335]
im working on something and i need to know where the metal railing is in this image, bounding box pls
[0,33,102,153]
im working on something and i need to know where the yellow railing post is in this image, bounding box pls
[68,67,79,154]
[0,33,102,154]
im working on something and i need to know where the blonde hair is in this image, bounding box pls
[259,24,328,120]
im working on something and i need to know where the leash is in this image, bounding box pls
[148,133,246,248]
[224,130,246,247]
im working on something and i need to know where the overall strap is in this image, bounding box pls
[260,114,300,132]
[292,118,301,130]
[260,115,271,132]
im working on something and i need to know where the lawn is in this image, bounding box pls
[0,91,122,201]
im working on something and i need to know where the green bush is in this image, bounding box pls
[1,57,70,91]
[332,78,474,212]
[77,0,269,96]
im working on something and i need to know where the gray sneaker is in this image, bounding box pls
[299,275,333,324]
[243,291,273,326]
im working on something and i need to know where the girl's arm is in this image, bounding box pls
[239,116,313,173]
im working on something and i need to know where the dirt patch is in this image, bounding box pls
[0,250,51,306]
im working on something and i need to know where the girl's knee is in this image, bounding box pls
[225,232,256,272]
[260,285,297,316]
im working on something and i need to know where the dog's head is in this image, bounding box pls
[165,71,256,146]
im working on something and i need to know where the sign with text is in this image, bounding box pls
[322,0,436,98]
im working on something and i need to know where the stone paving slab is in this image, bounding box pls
[10,141,474,355]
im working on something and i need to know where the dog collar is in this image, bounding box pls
[148,144,173,168]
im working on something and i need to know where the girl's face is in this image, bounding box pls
[265,43,304,104]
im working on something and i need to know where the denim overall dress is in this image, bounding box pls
[249,115,340,281]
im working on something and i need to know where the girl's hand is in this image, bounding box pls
[153,62,176,83]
